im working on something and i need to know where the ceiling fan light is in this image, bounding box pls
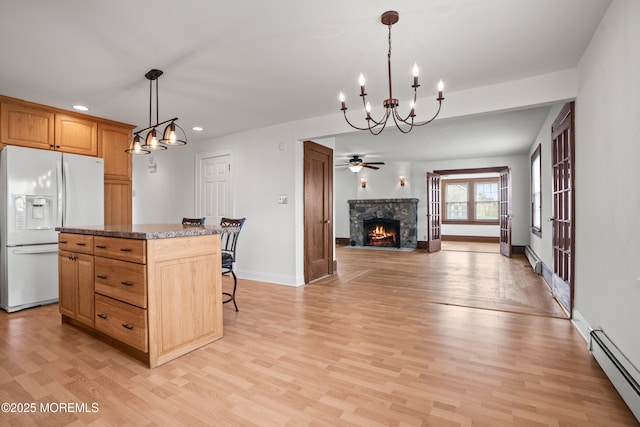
[349,164,363,173]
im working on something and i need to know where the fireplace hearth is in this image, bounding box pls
[348,198,418,249]
[363,218,400,248]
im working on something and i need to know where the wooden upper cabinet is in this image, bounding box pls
[0,101,55,149]
[55,113,98,156]
[99,123,132,181]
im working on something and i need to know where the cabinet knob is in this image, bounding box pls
[122,323,134,330]
[97,313,108,319]
[121,281,134,287]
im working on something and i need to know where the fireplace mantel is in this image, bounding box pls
[348,198,419,249]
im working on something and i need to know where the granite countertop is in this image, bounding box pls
[55,224,223,240]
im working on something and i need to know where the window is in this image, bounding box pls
[531,145,542,236]
[442,178,499,224]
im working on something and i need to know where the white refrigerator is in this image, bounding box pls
[0,145,104,312]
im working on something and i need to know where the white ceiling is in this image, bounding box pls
[0,0,610,163]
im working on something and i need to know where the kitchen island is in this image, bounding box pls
[55,224,223,368]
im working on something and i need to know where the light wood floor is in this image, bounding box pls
[0,248,637,426]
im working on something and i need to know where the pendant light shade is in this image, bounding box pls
[125,133,150,154]
[160,121,187,146]
[144,128,166,151]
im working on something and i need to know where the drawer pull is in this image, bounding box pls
[96,274,108,279]
[121,281,134,287]
[119,248,133,252]
[59,240,68,244]
[122,323,134,330]
[76,242,86,246]
[97,313,108,319]
[96,245,107,249]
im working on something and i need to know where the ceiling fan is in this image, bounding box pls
[338,155,385,172]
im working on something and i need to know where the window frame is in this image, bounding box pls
[531,144,542,237]
[441,177,500,225]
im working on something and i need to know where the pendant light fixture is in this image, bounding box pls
[126,69,187,155]
[339,11,445,135]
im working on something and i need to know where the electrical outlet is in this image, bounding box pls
[278,195,288,204]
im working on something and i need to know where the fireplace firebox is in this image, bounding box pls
[363,218,401,248]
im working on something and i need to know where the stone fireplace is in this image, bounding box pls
[348,198,419,249]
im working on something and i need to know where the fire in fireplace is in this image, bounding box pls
[363,218,401,248]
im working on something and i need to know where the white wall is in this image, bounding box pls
[527,103,564,267]
[570,0,640,370]
[133,65,578,287]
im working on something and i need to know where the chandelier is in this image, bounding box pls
[126,69,187,155]
[339,11,444,135]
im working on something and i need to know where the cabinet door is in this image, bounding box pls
[104,180,132,225]
[55,114,98,156]
[0,102,55,149]
[58,250,77,318]
[76,253,95,327]
[99,123,132,181]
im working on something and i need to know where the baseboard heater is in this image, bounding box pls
[590,329,640,421]
[524,246,542,274]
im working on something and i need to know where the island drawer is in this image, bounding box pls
[94,236,146,264]
[95,294,148,353]
[58,233,94,255]
[95,257,147,308]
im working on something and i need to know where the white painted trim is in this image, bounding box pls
[237,269,303,287]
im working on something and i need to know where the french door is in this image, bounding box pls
[499,168,512,257]
[550,102,575,313]
[426,172,441,252]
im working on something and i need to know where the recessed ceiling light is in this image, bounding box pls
[72,104,89,111]
[192,126,204,132]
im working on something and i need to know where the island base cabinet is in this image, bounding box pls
[57,228,222,368]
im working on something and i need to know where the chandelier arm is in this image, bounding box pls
[413,100,443,127]
[367,110,390,135]
[342,111,375,131]
[393,105,414,125]
[391,111,415,134]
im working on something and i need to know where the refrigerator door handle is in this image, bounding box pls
[63,161,71,226]
[57,160,64,227]
[12,246,59,255]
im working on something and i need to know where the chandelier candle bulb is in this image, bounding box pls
[438,79,444,100]
[359,73,366,96]
[412,63,419,87]
[339,92,346,110]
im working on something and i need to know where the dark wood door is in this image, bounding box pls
[551,102,575,313]
[304,141,333,283]
[499,168,512,257]
[426,172,441,252]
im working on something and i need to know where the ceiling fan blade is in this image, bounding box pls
[362,164,380,170]
[362,162,385,165]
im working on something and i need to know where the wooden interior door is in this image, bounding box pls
[499,168,512,257]
[426,172,441,252]
[551,102,575,313]
[304,141,333,283]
